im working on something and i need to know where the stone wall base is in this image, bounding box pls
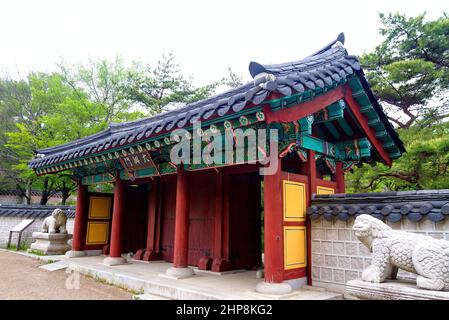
[345,279,449,300]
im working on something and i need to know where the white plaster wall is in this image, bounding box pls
[0,217,74,248]
[311,217,449,293]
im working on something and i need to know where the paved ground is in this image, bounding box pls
[0,250,132,300]
[67,255,344,300]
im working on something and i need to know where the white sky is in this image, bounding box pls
[0,0,447,86]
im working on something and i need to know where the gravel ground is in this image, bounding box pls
[0,250,132,300]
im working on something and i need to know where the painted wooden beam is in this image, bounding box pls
[313,100,345,124]
[337,118,354,136]
[323,121,341,139]
[297,134,336,158]
[81,172,115,185]
[343,84,392,166]
[263,86,345,124]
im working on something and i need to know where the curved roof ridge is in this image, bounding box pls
[249,33,347,78]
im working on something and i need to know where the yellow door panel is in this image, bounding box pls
[89,196,112,219]
[283,180,306,222]
[317,186,335,195]
[86,221,109,245]
[284,226,307,270]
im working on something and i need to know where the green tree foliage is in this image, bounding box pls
[347,12,449,192]
[58,56,144,124]
[347,120,449,192]
[0,53,237,204]
[361,12,449,129]
[3,72,96,204]
[125,52,220,115]
[220,67,244,88]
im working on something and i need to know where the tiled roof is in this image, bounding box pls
[0,204,75,219]
[29,33,404,170]
[0,189,65,198]
[308,190,449,222]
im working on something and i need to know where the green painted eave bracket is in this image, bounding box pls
[280,133,371,161]
[348,75,403,161]
[313,99,346,124]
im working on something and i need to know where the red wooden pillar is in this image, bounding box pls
[335,162,345,193]
[134,180,160,261]
[166,166,194,278]
[256,158,292,294]
[210,171,232,272]
[222,172,231,261]
[104,176,127,265]
[200,171,221,270]
[306,150,317,285]
[67,182,87,257]
[140,179,162,261]
[262,163,284,284]
[213,171,223,258]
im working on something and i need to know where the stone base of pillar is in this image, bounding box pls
[166,267,194,279]
[103,256,127,266]
[255,281,293,295]
[65,250,87,258]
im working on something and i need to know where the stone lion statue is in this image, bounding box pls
[41,208,67,234]
[353,214,449,291]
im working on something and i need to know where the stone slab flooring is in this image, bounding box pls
[0,250,132,300]
[66,255,343,300]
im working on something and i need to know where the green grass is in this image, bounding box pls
[4,242,31,252]
[88,273,144,295]
[27,249,45,256]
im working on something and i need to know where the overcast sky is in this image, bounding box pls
[0,0,447,86]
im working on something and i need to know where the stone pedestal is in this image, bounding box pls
[30,232,72,255]
[166,267,194,279]
[346,279,449,300]
[255,281,293,295]
[103,256,127,266]
[65,250,87,258]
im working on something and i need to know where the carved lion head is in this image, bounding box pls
[353,214,391,239]
[51,208,67,224]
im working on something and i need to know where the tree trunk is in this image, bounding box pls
[61,190,70,205]
[40,178,49,205]
[25,180,32,205]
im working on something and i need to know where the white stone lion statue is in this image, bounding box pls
[41,208,67,234]
[353,214,449,291]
